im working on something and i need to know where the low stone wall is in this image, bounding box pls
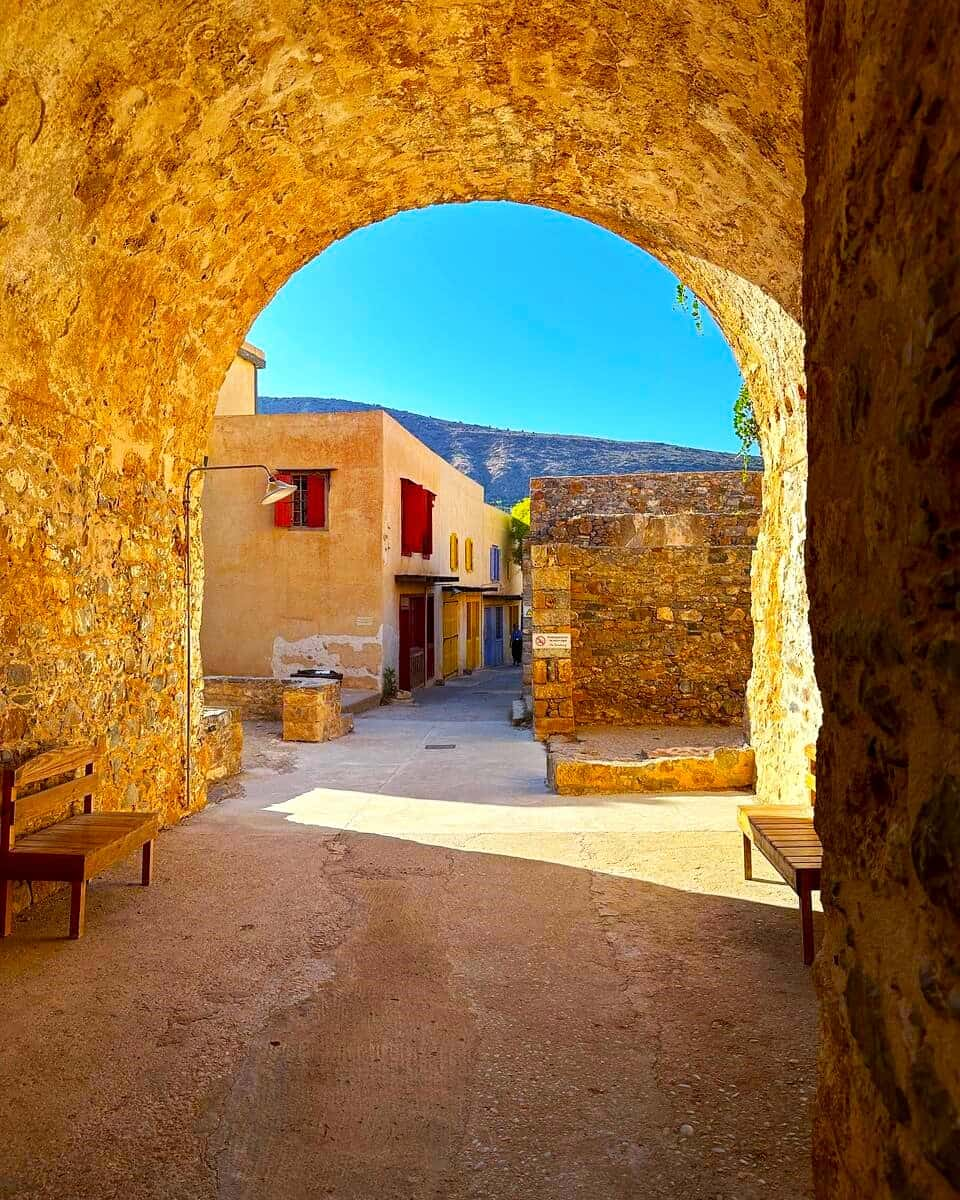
[282,680,353,742]
[547,744,755,794]
[204,676,286,720]
[197,707,243,785]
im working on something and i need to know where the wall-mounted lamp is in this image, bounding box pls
[182,464,297,807]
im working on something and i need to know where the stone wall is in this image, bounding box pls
[204,676,286,722]
[532,471,761,532]
[282,681,353,743]
[529,473,758,733]
[677,260,820,809]
[197,707,243,785]
[569,545,754,726]
[806,0,960,1195]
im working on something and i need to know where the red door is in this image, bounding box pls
[399,597,412,691]
[399,595,427,691]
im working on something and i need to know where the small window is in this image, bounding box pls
[464,537,474,573]
[450,533,459,571]
[274,470,328,529]
[490,545,501,582]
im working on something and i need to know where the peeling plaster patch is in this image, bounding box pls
[271,628,383,684]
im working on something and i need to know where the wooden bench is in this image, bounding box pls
[0,742,159,939]
[737,744,822,965]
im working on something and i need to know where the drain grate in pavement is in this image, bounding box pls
[424,743,456,750]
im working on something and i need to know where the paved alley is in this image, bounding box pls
[0,668,816,1199]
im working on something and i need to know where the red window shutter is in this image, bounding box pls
[401,479,415,555]
[273,471,293,528]
[306,472,326,528]
[422,491,435,558]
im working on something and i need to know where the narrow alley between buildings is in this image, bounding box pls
[0,669,815,1200]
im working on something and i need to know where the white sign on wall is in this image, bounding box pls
[533,632,571,652]
[523,604,533,619]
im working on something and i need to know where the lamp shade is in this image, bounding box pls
[261,476,298,506]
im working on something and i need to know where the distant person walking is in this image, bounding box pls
[511,626,523,666]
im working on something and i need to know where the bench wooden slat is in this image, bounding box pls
[8,813,158,855]
[14,744,101,787]
[14,772,101,829]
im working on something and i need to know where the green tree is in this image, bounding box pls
[510,497,530,566]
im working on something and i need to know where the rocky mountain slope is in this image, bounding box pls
[259,395,761,508]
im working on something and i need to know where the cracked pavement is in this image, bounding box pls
[0,667,815,1199]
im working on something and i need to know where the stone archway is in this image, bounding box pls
[2,2,956,1196]
[0,0,815,818]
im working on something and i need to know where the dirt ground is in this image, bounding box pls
[0,668,816,1199]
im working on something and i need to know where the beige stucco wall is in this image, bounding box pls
[215,352,259,417]
[201,410,386,688]
[380,413,493,679]
[483,503,522,598]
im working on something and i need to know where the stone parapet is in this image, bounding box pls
[547,744,755,794]
[204,676,286,721]
[531,472,761,541]
[197,707,243,785]
[282,680,353,743]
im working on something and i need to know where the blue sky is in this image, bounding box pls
[249,201,743,452]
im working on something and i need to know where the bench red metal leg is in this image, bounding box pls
[141,840,153,886]
[0,879,11,937]
[69,881,87,939]
[798,874,815,965]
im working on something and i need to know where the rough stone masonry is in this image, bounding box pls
[529,472,760,735]
[3,1,957,1195]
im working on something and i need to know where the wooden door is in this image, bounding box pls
[442,597,459,678]
[483,606,504,666]
[398,596,412,691]
[465,598,481,671]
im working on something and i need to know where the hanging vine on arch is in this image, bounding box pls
[674,282,759,475]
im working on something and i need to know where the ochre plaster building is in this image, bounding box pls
[201,351,522,693]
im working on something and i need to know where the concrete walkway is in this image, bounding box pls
[0,667,815,1199]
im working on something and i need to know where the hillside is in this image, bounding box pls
[258,395,761,509]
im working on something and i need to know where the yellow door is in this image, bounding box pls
[465,597,481,670]
[442,597,459,678]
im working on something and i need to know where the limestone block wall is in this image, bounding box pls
[530,473,758,733]
[197,707,243,785]
[532,471,761,532]
[204,676,286,721]
[281,681,353,743]
[569,545,754,726]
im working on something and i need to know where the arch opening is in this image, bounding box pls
[198,199,819,808]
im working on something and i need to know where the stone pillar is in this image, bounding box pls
[806,0,960,1195]
[530,545,574,739]
[282,681,353,743]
